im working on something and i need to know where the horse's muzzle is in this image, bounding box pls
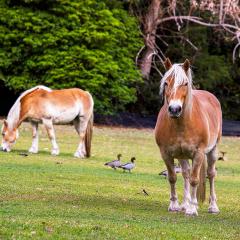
[1,147,7,152]
[168,105,182,118]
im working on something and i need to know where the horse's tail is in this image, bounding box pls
[85,112,93,158]
[197,157,207,202]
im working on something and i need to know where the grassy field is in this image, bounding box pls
[0,121,240,240]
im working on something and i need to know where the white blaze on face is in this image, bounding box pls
[169,99,183,109]
[1,141,11,152]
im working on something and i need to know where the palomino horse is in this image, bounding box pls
[1,85,93,158]
[155,58,222,216]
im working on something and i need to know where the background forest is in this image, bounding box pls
[0,0,239,119]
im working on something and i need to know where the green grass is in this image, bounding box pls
[0,122,240,239]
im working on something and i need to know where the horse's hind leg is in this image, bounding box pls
[179,159,191,212]
[74,115,89,158]
[42,118,59,155]
[162,153,180,212]
[207,146,219,213]
[29,122,39,153]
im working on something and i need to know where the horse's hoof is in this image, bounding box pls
[51,149,59,156]
[208,206,220,214]
[168,207,180,212]
[180,203,190,212]
[74,151,85,158]
[28,148,38,154]
[185,210,198,216]
[185,208,198,216]
[168,201,180,212]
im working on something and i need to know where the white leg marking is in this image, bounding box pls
[185,186,198,216]
[168,198,180,212]
[179,159,191,212]
[168,176,180,212]
[42,118,59,156]
[74,114,90,158]
[29,122,39,154]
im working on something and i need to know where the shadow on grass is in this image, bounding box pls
[7,149,77,158]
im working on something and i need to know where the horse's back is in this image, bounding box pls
[19,87,93,123]
[23,88,92,107]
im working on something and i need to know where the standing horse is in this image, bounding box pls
[1,85,93,158]
[155,58,222,216]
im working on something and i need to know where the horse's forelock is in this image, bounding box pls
[160,64,192,95]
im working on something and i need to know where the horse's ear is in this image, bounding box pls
[164,58,172,70]
[3,119,8,128]
[183,59,190,72]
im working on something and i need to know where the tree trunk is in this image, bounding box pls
[140,0,161,79]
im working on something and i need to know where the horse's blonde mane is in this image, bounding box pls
[7,85,52,129]
[160,64,193,99]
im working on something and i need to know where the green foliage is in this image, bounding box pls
[0,0,142,114]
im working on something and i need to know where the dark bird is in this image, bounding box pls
[142,189,149,196]
[118,157,136,173]
[218,151,227,161]
[18,152,28,157]
[104,154,122,170]
[159,165,182,178]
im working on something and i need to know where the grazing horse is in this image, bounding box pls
[155,58,222,216]
[1,85,93,158]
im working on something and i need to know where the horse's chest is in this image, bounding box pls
[167,140,197,159]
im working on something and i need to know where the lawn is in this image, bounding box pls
[0,121,240,240]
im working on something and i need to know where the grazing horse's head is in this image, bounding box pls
[160,58,192,118]
[1,120,19,152]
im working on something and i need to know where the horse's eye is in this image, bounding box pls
[164,82,168,87]
[2,132,5,136]
[184,82,188,86]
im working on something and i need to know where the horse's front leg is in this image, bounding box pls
[186,151,205,216]
[28,122,39,153]
[162,154,180,212]
[179,159,191,212]
[42,118,59,156]
[207,146,219,214]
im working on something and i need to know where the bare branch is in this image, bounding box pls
[135,45,146,66]
[135,0,240,79]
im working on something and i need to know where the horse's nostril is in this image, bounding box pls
[3,148,7,152]
[169,105,182,114]
[176,106,182,113]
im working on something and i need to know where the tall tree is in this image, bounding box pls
[0,0,142,114]
[132,0,240,79]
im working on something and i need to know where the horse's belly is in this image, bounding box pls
[52,108,79,124]
[44,104,80,124]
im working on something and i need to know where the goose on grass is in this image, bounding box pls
[118,157,136,173]
[104,154,122,170]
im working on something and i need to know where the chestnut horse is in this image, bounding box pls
[1,86,93,158]
[155,58,222,216]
